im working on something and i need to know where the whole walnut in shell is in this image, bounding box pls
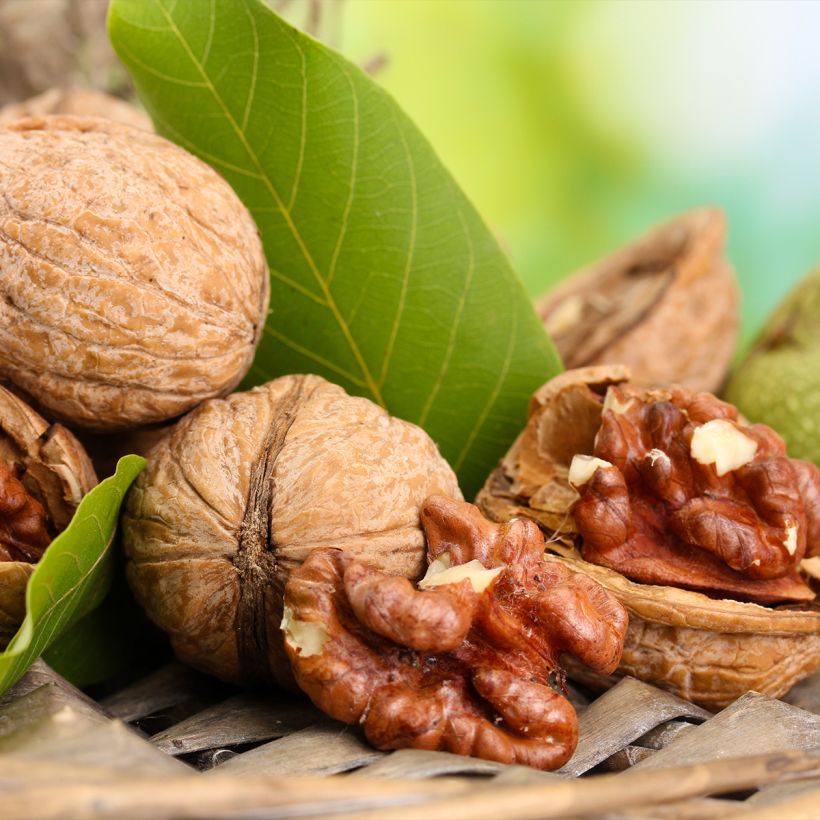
[477,367,820,708]
[0,385,97,645]
[0,116,269,430]
[537,208,738,394]
[122,374,462,688]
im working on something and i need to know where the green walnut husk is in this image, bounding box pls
[725,268,820,464]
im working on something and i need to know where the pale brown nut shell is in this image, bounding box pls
[0,116,269,430]
[537,207,738,394]
[122,374,462,689]
[545,554,820,711]
[476,364,629,541]
[0,384,97,646]
[0,87,151,131]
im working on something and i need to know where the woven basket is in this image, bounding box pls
[0,656,818,818]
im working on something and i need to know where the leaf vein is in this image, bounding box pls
[152,0,384,406]
[378,108,417,388]
[262,326,367,388]
[417,207,474,427]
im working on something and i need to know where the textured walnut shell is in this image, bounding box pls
[537,207,738,393]
[476,364,629,541]
[0,87,151,130]
[122,374,462,688]
[0,385,97,646]
[0,116,269,430]
[547,554,820,710]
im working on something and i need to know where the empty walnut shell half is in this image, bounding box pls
[537,207,738,394]
[0,116,269,430]
[122,374,462,688]
[477,367,820,708]
[0,385,97,645]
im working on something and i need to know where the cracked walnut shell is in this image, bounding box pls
[122,374,462,688]
[0,385,97,645]
[0,116,269,430]
[537,207,738,394]
[477,367,820,708]
[553,554,820,711]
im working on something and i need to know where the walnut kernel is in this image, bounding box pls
[478,368,820,707]
[0,385,97,645]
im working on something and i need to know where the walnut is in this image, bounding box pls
[725,266,820,466]
[0,460,50,564]
[122,375,462,688]
[477,368,820,707]
[537,208,738,393]
[0,116,269,431]
[572,384,817,603]
[0,87,151,130]
[283,495,627,770]
[0,385,97,645]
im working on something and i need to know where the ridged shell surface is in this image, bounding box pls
[123,375,463,687]
[550,554,820,710]
[0,116,269,430]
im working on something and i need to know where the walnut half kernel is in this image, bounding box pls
[282,495,627,770]
[0,385,96,646]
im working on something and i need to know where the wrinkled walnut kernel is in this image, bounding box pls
[0,460,50,563]
[0,384,97,645]
[572,384,819,604]
[283,495,627,771]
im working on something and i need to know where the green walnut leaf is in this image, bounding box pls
[108,0,561,497]
[0,456,145,695]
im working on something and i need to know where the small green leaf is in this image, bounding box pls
[44,542,169,689]
[0,455,145,695]
[108,0,561,497]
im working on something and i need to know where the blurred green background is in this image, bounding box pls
[2,0,815,346]
[326,0,820,347]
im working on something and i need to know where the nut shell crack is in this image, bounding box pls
[232,374,318,684]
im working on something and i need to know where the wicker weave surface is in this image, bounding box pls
[0,658,818,818]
